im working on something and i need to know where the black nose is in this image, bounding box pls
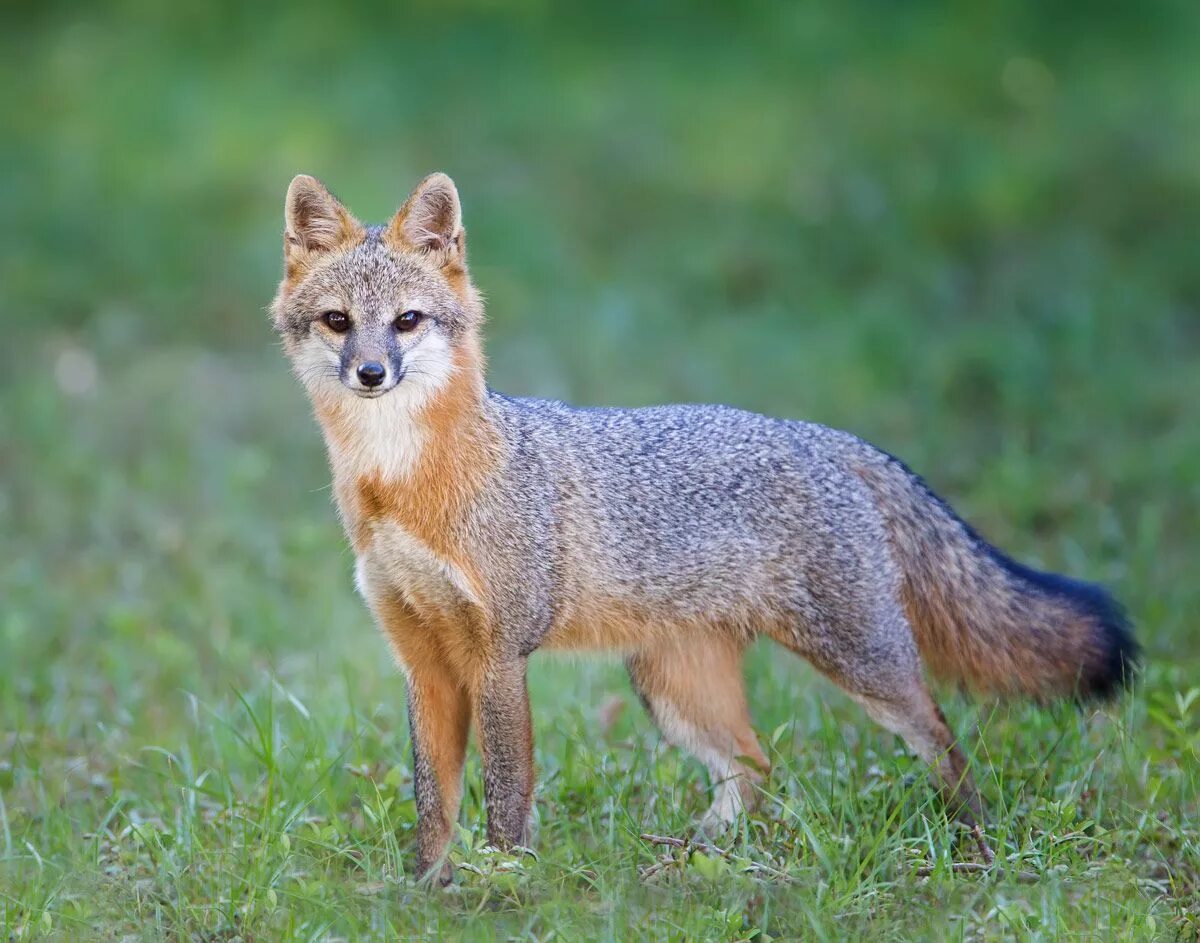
[356,361,386,387]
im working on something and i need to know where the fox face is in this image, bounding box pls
[272,174,481,409]
[275,238,461,401]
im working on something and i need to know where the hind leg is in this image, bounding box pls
[770,606,993,860]
[851,683,994,863]
[627,634,769,832]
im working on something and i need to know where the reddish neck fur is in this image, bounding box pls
[315,335,497,557]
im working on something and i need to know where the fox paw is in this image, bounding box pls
[696,781,750,838]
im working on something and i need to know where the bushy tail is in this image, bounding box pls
[857,452,1138,701]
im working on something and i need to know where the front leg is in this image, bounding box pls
[369,591,471,884]
[407,664,471,883]
[473,658,535,849]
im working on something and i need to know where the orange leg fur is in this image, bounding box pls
[627,635,768,831]
[375,595,472,884]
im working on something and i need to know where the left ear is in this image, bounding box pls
[385,172,465,264]
[284,174,362,259]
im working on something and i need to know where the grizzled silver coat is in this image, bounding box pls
[272,172,1137,883]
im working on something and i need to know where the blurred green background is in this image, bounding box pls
[1,1,1198,938]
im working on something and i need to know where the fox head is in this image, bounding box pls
[271,173,483,407]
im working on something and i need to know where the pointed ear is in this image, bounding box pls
[385,172,465,263]
[283,175,362,263]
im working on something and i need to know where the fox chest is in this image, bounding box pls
[354,520,481,617]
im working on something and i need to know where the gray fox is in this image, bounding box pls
[271,172,1138,883]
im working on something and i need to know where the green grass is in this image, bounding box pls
[2,1,1199,939]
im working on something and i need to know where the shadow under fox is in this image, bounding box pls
[271,172,1138,883]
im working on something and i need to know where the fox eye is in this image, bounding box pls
[395,310,423,333]
[322,311,350,333]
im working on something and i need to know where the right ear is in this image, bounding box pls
[384,172,465,263]
[283,175,362,268]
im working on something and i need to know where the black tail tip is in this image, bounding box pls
[1079,591,1140,703]
[990,549,1141,703]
